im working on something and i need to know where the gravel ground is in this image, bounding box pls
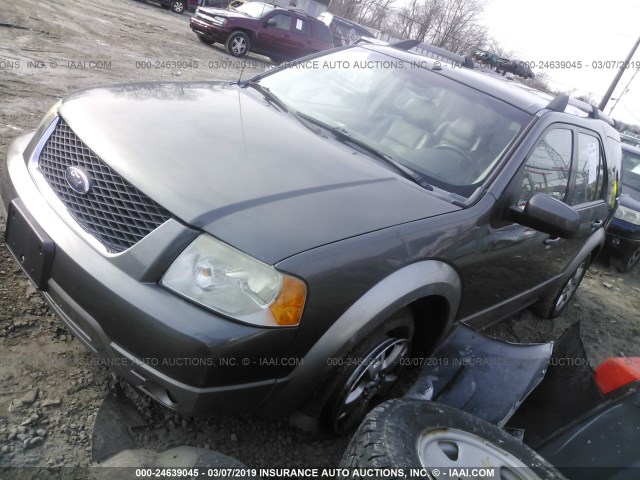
[1,0,639,476]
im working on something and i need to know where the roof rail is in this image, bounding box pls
[545,93,615,127]
[390,39,421,51]
[546,93,569,112]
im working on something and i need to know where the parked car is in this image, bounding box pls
[605,143,640,272]
[141,0,198,14]
[497,59,535,79]
[190,2,333,62]
[1,43,621,435]
[317,12,374,46]
[197,0,234,9]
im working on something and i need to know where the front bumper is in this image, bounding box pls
[190,17,230,43]
[1,131,298,415]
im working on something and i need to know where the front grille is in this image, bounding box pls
[38,118,171,253]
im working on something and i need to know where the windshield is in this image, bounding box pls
[622,148,640,192]
[236,2,274,18]
[257,48,531,198]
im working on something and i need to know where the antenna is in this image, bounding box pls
[237,58,248,84]
[236,0,273,84]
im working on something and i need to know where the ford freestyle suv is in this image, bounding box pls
[605,143,640,272]
[1,44,621,435]
[190,2,334,62]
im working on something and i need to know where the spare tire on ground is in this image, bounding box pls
[339,399,566,480]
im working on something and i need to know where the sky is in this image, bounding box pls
[479,0,640,126]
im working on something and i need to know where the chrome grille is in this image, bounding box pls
[38,118,171,253]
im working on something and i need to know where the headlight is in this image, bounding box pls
[614,204,640,226]
[212,16,227,26]
[161,235,306,327]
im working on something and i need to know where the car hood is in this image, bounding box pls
[57,82,459,263]
[198,6,252,19]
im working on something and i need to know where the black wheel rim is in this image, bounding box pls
[554,260,588,312]
[332,337,410,434]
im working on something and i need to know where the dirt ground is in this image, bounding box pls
[0,0,639,475]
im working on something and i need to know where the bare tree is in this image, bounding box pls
[381,0,487,54]
[330,0,488,56]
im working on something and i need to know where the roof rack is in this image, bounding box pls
[390,39,421,51]
[545,93,615,127]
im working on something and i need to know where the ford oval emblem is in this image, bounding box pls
[65,166,92,194]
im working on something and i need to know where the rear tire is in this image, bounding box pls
[170,0,186,13]
[531,256,590,319]
[339,399,563,480]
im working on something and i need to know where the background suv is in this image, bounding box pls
[605,143,640,272]
[190,2,334,62]
[1,44,620,435]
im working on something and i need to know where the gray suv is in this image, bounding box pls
[1,44,621,434]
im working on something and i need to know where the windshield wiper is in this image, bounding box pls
[295,112,433,190]
[242,81,289,112]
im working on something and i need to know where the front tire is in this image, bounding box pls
[531,256,590,319]
[339,399,563,480]
[322,309,413,436]
[226,31,249,57]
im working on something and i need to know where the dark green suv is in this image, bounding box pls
[1,44,621,434]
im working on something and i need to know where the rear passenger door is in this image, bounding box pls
[566,129,609,249]
[288,15,316,58]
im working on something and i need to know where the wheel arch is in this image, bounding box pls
[230,28,255,44]
[261,260,461,417]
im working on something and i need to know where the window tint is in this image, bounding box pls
[568,133,604,205]
[520,129,572,206]
[271,14,291,31]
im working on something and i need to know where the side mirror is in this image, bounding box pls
[509,193,580,238]
[265,18,277,27]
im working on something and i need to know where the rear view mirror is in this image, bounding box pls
[266,18,277,27]
[509,193,580,238]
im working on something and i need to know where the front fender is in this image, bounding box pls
[261,260,461,416]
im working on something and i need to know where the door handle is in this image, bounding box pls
[591,220,604,229]
[544,236,561,245]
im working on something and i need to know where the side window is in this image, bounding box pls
[271,14,292,31]
[519,128,572,206]
[294,18,312,37]
[316,24,333,44]
[568,133,605,205]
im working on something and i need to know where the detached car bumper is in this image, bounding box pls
[1,132,297,415]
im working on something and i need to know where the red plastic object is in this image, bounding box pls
[594,357,640,394]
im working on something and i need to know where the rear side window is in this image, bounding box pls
[568,133,605,205]
[315,23,333,44]
[294,18,311,37]
[519,129,572,206]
